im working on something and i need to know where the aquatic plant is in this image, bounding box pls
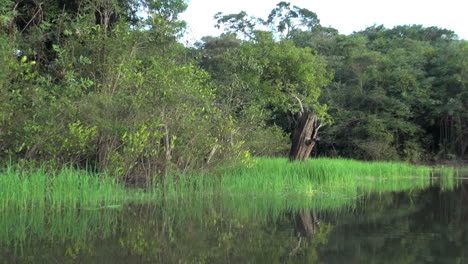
[216,158,431,197]
[0,158,435,212]
[0,165,126,211]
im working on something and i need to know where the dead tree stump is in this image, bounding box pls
[289,111,320,161]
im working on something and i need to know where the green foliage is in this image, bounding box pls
[214,11,257,40]
[307,24,467,161]
[245,34,330,114]
[136,157,432,205]
[62,121,98,160]
[1,1,467,182]
[1,1,466,261]
[0,157,433,213]
[198,31,331,159]
[1,0,255,179]
[0,165,126,211]
[266,1,320,37]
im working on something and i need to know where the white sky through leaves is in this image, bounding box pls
[179,0,468,44]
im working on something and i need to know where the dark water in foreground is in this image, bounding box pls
[1,180,467,263]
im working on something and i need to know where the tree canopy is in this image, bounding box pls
[0,1,466,181]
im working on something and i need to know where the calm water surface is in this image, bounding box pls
[1,179,467,263]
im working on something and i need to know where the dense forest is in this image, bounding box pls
[0,0,466,182]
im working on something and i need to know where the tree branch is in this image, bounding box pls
[19,3,43,34]
[291,94,304,114]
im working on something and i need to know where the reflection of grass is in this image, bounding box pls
[357,177,430,193]
[0,158,435,250]
[0,208,120,249]
[437,166,456,191]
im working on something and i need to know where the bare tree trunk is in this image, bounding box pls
[289,111,321,161]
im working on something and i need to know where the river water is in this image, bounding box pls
[1,178,467,263]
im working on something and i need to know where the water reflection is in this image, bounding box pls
[1,178,466,263]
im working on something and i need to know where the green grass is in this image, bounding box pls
[0,158,436,212]
[0,158,450,249]
[136,157,434,219]
[155,158,432,199]
[0,165,126,211]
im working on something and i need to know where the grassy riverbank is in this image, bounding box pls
[0,158,435,211]
[0,166,126,211]
[161,158,432,199]
[219,158,431,195]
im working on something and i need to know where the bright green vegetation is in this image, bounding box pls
[1,2,466,261]
[218,158,431,195]
[0,1,466,184]
[0,166,126,211]
[0,158,433,212]
[0,158,459,259]
[160,158,432,205]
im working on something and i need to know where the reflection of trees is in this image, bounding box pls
[2,182,466,263]
[295,210,320,238]
[279,209,334,263]
[0,201,334,263]
[287,210,321,258]
[317,182,468,263]
[116,203,334,263]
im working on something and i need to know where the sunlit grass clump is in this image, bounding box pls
[216,158,431,196]
[158,158,432,201]
[0,166,126,211]
[1,158,434,211]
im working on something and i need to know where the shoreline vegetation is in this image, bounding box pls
[0,158,463,250]
[1,1,466,186]
[1,0,466,260]
[1,158,450,212]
